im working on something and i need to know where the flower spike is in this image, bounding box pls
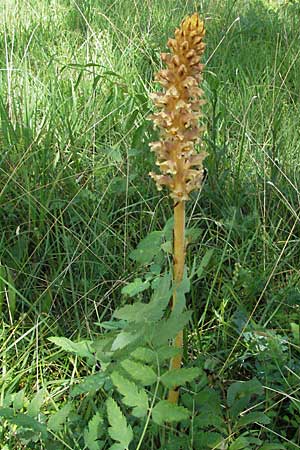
[149,12,207,202]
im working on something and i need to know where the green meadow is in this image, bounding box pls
[0,0,300,448]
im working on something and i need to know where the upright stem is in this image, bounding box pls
[168,200,185,404]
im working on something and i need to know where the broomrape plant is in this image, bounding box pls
[1,12,277,450]
[149,12,207,404]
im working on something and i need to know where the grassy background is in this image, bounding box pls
[1,0,300,447]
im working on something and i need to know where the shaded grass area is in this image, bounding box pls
[0,0,300,447]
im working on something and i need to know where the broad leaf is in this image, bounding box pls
[106,397,133,449]
[160,367,201,389]
[236,411,271,428]
[121,359,157,386]
[111,371,148,417]
[152,400,189,425]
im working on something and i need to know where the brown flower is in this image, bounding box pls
[149,13,208,202]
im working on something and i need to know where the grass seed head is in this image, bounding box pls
[149,13,208,202]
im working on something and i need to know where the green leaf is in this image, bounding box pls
[151,311,192,346]
[196,248,214,279]
[84,412,104,450]
[152,400,189,425]
[27,389,45,417]
[71,373,107,397]
[193,432,224,449]
[131,347,156,363]
[172,267,190,315]
[236,411,271,428]
[10,413,48,440]
[260,445,285,450]
[121,359,157,386]
[111,331,140,351]
[0,407,14,419]
[48,337,94,359]
[229,437,250,450]
[160,367,201,389]
[291,322,300,343]
[194,388,222,416]
[48,403,72,432]
[227,378,263,418]
[111,371,148,417]
[106,397,133,449]
[13,389,25,411]
[193,411,225,432]
[115,272,172,323]
[130,231,163,265]
[121,278,150,297]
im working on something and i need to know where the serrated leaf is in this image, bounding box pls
[157,346,182,363]
[236,411,271,428]
[130,231,163,265]
[49,337,93,359]
[152,400,189,425]
[84,412,104,450]
[131,347,156,363]
[106,397,133,449]
[48,403,72,432]
[111,371,148,417]
[121,359,157,386]
[115,272,171,323]
[27,389,45,417]
[121,278,150,297]
[71,373,107,397]
[111,331,140,351]
[160,367,201,389]
[151,311,192,346]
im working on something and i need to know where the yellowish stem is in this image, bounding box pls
[168,200,185,404]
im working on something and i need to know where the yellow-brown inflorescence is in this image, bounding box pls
[149,13,207,202]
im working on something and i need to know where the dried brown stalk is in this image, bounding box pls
[149,13,207,404]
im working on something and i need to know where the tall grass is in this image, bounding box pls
[1,0,300,447]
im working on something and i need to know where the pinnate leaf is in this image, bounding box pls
[106,397,133,449]
[152,400,189,425]
[111,371,148,417]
